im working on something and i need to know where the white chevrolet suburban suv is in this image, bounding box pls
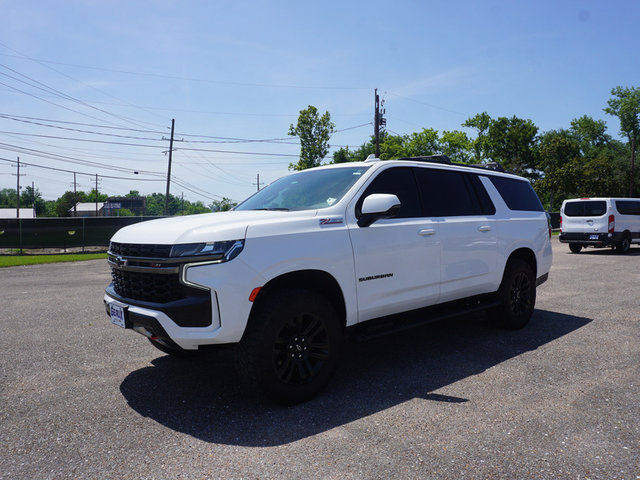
[105,156,552,404]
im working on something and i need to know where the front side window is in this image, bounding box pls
[235,166,370,211]
[356,167,421,218]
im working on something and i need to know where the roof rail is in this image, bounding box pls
[461,161,506,173]
[396,154,452,165]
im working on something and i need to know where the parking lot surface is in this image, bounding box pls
[0,238,639,479]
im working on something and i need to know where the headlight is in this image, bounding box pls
[170,240,244,262]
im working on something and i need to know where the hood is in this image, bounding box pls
[110,210,314,245]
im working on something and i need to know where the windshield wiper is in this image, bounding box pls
[252,207,290,211]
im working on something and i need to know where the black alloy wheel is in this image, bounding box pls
[493,259,536,329]
[237,288,343,405]
[272,312,330,386]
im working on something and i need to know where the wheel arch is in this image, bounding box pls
[249,269,347,330]
[504,247,537,278]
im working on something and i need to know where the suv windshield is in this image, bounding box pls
[235,166,370,211]
[564,201,607,217]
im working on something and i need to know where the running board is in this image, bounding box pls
[349,295,502,343]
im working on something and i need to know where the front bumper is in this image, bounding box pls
[104,287,222,350]
[559,232,623,247]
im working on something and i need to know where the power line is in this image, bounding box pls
[0,48,371,91]
[0,142,164,176]
[0,156,164,181]
[0,62,161,130]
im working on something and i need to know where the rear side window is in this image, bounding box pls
[357,167,421,218]
[415,168,494,216]
[564,201,607,217]
[488,176,544,212]
[616,200,640,215]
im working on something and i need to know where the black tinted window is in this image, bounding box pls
[564,201,607,217]
[616,200,640,215]
[357,167,421,218]
[488,176,544,212]
[415,168,491,216]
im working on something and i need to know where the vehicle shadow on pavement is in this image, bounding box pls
[562,247,640,256]
[120,309,590,446]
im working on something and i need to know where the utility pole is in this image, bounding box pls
[12,157,26,218]
[181,192,184,216]
[253,173,262,191]
[73,172,78,216]
[374,89,380,157]
[374,89,386,158]
[95,174,99,216]
[164,118,176,216]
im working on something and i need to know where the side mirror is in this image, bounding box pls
[357,193,401,227]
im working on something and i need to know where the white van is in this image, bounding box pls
[559,197,640,253]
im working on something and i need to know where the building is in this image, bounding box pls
[0,208,36,219]
[69,202,105,217]
[103,196,146,216]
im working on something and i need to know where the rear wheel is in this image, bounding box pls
[493,259,536,329]
[569,243,582,253]
[616,235,631,254]
[237,289,343,405]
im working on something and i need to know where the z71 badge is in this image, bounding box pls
[319,218,344,226]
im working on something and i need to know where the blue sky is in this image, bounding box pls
[0,0,638,204]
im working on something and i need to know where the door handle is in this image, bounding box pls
[478,225,492,232]
[418,229,436,236]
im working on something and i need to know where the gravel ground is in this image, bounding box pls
[0,238,638,480]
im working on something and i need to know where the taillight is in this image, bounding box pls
[608,214,615,233]
[559,215,562,233]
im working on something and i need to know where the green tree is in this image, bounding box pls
[288,105,335,170]
[569,115,611,156]
[485,116,539,178]
[604,86,640,196]
[20,186,47,215]
[0,188,17,208]
[404,129,439,158]
[439,130,472,163]
[84,188,108,203]
[116,208,135,216]
[463,112,492,163]
[331,138,375,163]
[210,197,237,212]
[55,191,81,217]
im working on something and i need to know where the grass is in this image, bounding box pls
[0,253,107,268]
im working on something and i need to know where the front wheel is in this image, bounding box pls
[493,259,536,329]
[236,289,343,405]
[569,243,582,253]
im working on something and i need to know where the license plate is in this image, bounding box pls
[110,303,127,328]
[589,234,599,240]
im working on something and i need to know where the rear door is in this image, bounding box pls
[347,166,441,322]
[562,200,609,235]
[414,167,499,302]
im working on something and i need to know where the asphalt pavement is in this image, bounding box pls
[0,238,638,479]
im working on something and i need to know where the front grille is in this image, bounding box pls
[110,242,172,258]
[111,269,184,303]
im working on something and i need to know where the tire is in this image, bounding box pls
[493,259,536,329]
[236,288,343,405]
[569,243,582,253]
[148,337,200,357]
[616,235,631,254]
